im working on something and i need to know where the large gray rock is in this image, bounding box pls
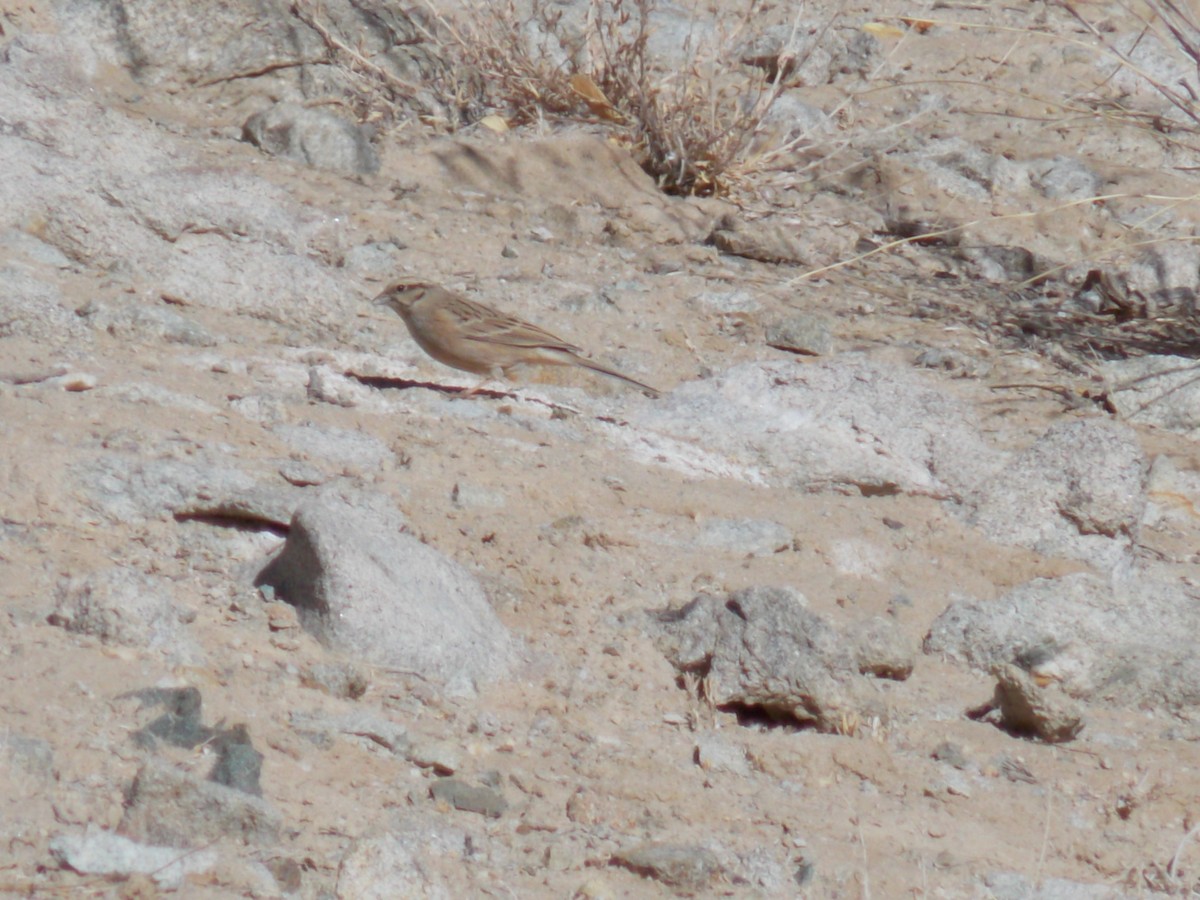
[49,568,192,653]
[57,0,322,88]
[78,453,303,527]
[51,825,219,890]
[56,0,446,117]
[638,357,1002,497]
[654,587,878,732]
[968,419,1147,568]
[0,31,354,329]
[925,571,1200,709]
[1103,355,1200,437]
[256,492,512,686]
[120,758,281,848]
[336,815,473,900]
[1123,242,1200,318]
[243,102,379,175]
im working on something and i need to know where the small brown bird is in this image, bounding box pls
[373,281,661,397]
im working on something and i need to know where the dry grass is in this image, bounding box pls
[418,0,797,196]
[1066,0,1200,138]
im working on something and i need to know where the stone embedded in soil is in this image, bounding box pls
[640,356,1002,497]
[707,213,814,265]
[255,491,513,685]
[336,816,473,899]
[429,777,508,818]
[1104,354,1200,436]
[611,841,722,892]
[50,825,219,890]
[654,587,880,732]
[925,570,1200,710]
[289,710,410,754]
[407,740,462,775]
[968,418,1147,568]
[991,664,1084,744]
[207,725,265,796]
[299,661,370,699]
[120,758,281,847]
[49,568,194,656]
[692,516,793,557]
[765,314,834,356]
[694,732,751,776]
[174,484,306,530]
[125,686,215,749]
[847,615,915,680]
[242,102,380,175]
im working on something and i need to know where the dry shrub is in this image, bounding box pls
[421,0,794,196]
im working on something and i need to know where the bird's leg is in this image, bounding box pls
[451,366,507,399]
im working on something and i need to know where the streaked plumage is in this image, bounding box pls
[373,281,660,396]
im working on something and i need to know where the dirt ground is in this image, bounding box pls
[2,0,1200,897]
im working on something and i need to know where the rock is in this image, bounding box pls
[299,662,370,700]
[335,815,472,899]
[307,365,379,407]
[990,664,1084,743]
[708,214,813,265]
[0,732,54,780]
[289,710,409,754]
[125,686,214,749]
[654,588,876,732]
[752,92,834,148]
[611,842,721,892]
[925,571,1200,709]
[0,32,354,324]
[270,423,395,471]
[50,825,218,890]
[1028,155,1100,200]
[208,725,265,796]
[847,616,914,680]
[99,381,220,415]
[1103,355,1200,436]
[954,244,1036,282]
[931,742,969,769]
[407,740,462,775]
[47,372,99,392]
[914,347,989,378]
[969,419,1146,568]
[638,357,1002,497]
[0,259,84,346]
[120,758,281,847]
[243,102,379,176]
[256,492,512,685]
[58,0,321,88]
[174,484,306,530]
[1123,242,1200,317]
[694,733,750,776]
[49,569,191,653]
[983,870,1128,899]
[692,517,792,557]
[78,454,266,524]
[77,299,218,346]
[765,314,834,356]
[429,778,508,818]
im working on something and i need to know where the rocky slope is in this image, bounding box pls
[1,0,1199,897]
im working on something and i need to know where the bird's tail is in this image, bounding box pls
[576,357,662,397]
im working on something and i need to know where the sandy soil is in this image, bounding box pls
[1,0,1199,897]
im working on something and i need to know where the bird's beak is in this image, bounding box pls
[372,290,391,307]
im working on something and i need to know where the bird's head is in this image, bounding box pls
[373,281,432,317]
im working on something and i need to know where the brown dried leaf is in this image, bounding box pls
[570,73,624,121]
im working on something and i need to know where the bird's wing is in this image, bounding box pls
[460,309,583,354]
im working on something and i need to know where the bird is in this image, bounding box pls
[373,281,661,397]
